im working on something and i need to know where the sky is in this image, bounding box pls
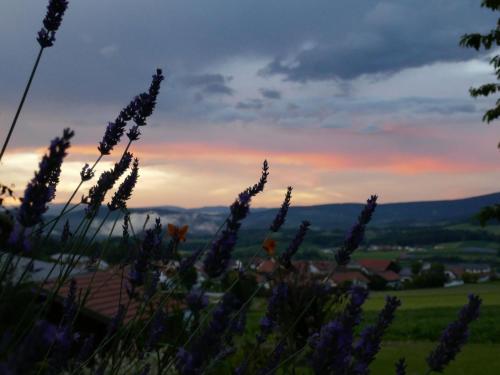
[1,0,500,208]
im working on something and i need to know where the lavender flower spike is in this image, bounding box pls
[279,220,311,269]
[352,296,401,375]
[258,282,288,340]
[245,160,269,197]
[427,294,482,373]
[395,358,406,375]
[83,152,133,217]
[270,186,292,232]
[176,293,241,374]
[309,320,352,375]
[17,128,74,228]
[133,69,165,126]
[128,219,162,288]
[98,69,164,155]
[203,191,252,278]
[309,286,368,375]
[37,0,69,48]
[108,158,139,211]
[335,195,378,266]
[186,287,209,313]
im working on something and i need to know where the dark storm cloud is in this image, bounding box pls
[182,73,234,95]
[0,0,495,113]
[260,88,281,100]
[236,99,264,110]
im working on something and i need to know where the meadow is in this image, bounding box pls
[355,283,500,373]
[240,283,500,374]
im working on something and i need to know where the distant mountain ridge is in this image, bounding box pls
[46,192,500,236]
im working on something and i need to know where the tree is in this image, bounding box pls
[460,0,500,125]
[411,261,422,276]
[462,1,500,226]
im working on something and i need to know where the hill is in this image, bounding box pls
[46,192,500,236]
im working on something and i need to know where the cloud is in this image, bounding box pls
[236,99,264,110]
[99,44,119,58]
[181,73,234,96]
[259,88,281,100]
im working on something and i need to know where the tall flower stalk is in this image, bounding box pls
[43,69,164,240]
[7,128,74,252]
[0,0,69,162]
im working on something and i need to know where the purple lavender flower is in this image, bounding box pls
[245,160,269,196]
[395,358,406,375]
[8,129,73,251]
[270,186,292,232]
[80,163,94,182]
[335,195,378,266]
[309,320,353,375]
[144,309,166,352]
[176,293,241,374]
[279,220,311,269]
[308,286,368,375]
[98,69,163,155]
[84,152,132,217]
[127,124,141,141]
[186,287,209,313]
[203,192,250,278]
[176,348,196,375]
[108,158,139,211]
[144,270,160,302]
[202,162,269,277]
[343,286,369,326]
[352,296,401,374]
[37,0,69,48]
[16,128,73,228]
[0,319,74,374]
[129,219,162,288]
[98,121,127,156]
[122,213,130,242]
[426,294,482,373]
[259,283,288,339]
[133,69,164,126]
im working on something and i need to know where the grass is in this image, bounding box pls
[364,282,500,310]
[366,283,500,372]
[371,341,500,375]
[243,282,500,372]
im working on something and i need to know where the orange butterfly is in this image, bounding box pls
[167,224,189,242]
[262,238,277,256]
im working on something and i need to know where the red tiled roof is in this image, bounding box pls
[44,268,181,323]
[256,259,277,274]
[331,271,369,284]
[311,261,334,272]
[292,260,309,274]
[357,259,393,272]
[377,270,400,282]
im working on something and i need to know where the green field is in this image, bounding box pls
[244,282,500,374]
[363,283,500,373]
[364,282,500,310]
[372,341,500,375]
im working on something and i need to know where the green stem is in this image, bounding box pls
[0,47,44,163]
